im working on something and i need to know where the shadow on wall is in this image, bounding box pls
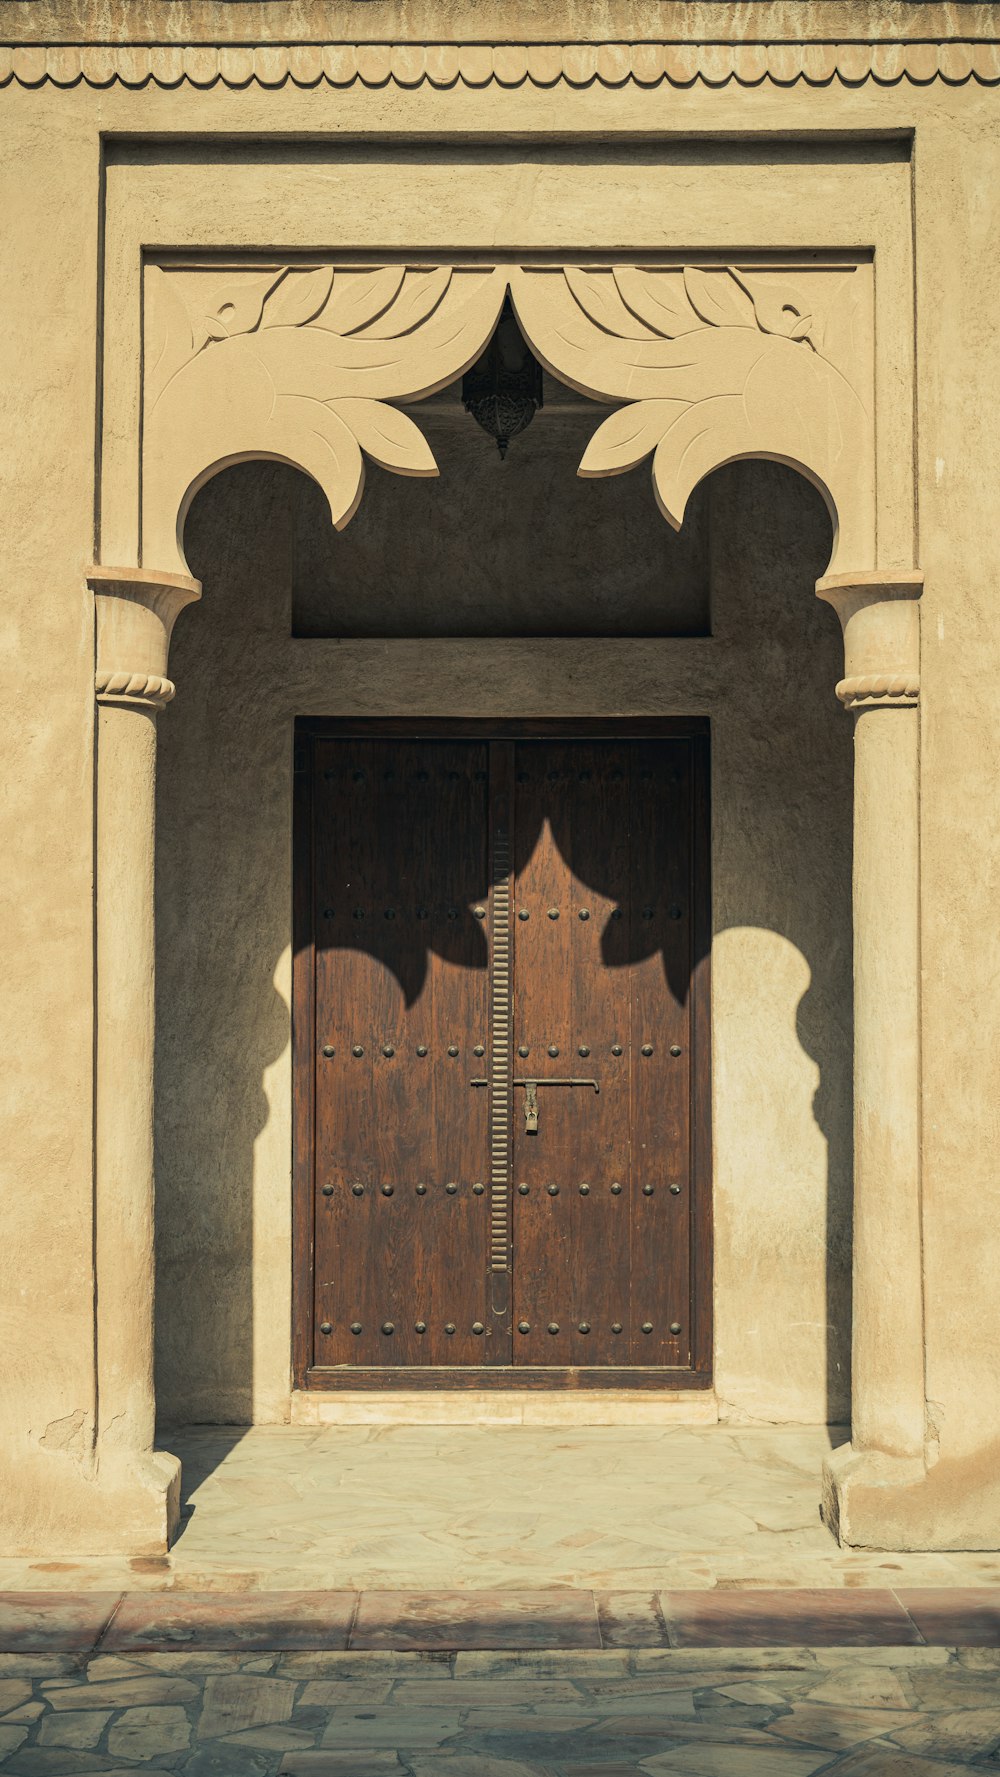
[154,468,295,1430]
[154,448,851,1449]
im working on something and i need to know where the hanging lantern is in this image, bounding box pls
[463,294,543,460]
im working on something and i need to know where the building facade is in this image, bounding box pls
[3,0,1000,1557]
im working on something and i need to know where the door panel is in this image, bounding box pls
[626,740,694,1366]
[294,724,711,1388]
[510,741,694,1367]
[311,739,493,1368]
[510,741,632,1367]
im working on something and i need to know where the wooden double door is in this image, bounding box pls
[293,722,711,1388]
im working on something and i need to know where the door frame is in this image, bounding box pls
[292,716,713,1390]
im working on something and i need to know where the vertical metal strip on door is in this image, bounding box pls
[488,744,514,1351]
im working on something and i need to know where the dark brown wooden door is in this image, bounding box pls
[293,724,711,1389]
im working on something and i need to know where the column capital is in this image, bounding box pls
[816,570,923,710]
[88,566,201,711]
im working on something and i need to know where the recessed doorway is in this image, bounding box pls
[292,720,711,1390]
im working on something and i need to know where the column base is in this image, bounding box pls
[0,1444,182,1559]
[823,1439,1000,1551]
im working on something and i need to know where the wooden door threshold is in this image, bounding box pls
[290,1389,719,1427]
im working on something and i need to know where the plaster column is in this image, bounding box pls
[817,570,927,1545]
[88,566,200,1549]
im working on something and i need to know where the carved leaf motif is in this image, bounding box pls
[564,266,659,339]
[612,267,703,338]
[251,268,507,403]
[277,396,366,529]
[812,273,862,376]
[578,400,689,477]
[682,266,757,329]
[357,266,454,339]
[260,266,335,329]
[203,271,286,340]
[649,336,851,531]
[320,267,406,337]
[146,269,201,409]
[331,398,438,476]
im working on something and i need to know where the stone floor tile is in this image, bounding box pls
[714,1680,815,1705]
[1,1704,43,1723]
[48,1674,199,1709]
[92,1650,250,1675]
[621,1670,807,1695]
[562,1766,647,1776]
[455,1651,630,1678]
[812,1646,949,1666]
[318,1709,464,1746]
[182,1747,272,1776]
[896,1587,1000,1645]
[35,1709,110,1747]
[596,1594,669,1649]
[659,1590,921,1647]
[692,1701,780,1730]
[908,1665,1000,1709]
[805,1666,919,1708]
[80,1655,150,1679]
[637,1749,830,1775]
[283,1651,454,1678]
[104,1590,357,1651]
[821,1744,974,1777]
[351,1591,602,1650]
[223,1723,318,1749]
[633,1650,818,1672]
[578,1692,698,1719]
[0,1595,120,1653]
[0,1656,78,1678]
[593,1719,775,1747]
[463,1709,599,1731]
[299,1677,396,1705]
[407,1758,554,1777]
[389,1679,586,1707]
[0,1682,31,1715]
[106,1703,192,1757]
[2,1751,115,1774]
[0,1724,29,1754]
[958,1647,1000,1666]
[197,1672,296,1737]
[887,1706,1000,1759]
[766,1701,921,1749]
[280,1759,404,1775]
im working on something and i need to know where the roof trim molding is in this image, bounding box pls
[2,39,999,90]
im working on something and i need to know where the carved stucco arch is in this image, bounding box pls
[92,248,924,1555]
[142,258,874,578]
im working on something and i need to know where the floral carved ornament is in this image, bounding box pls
[142,259,873,574]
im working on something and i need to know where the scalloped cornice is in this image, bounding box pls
[2,39,1000,90]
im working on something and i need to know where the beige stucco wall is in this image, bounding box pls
[154,453,850,1428]
[3,0,1000,1547]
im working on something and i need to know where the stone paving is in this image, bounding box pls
[4,1426,1000,1770]
[1,1646,1000,1774]
[5,1586,1000,1654]
[5,1426,1000,1596]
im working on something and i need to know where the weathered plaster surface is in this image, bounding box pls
[2,0,1000,1551]
[912,115,1000,1515]
[0,91,103,1550]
